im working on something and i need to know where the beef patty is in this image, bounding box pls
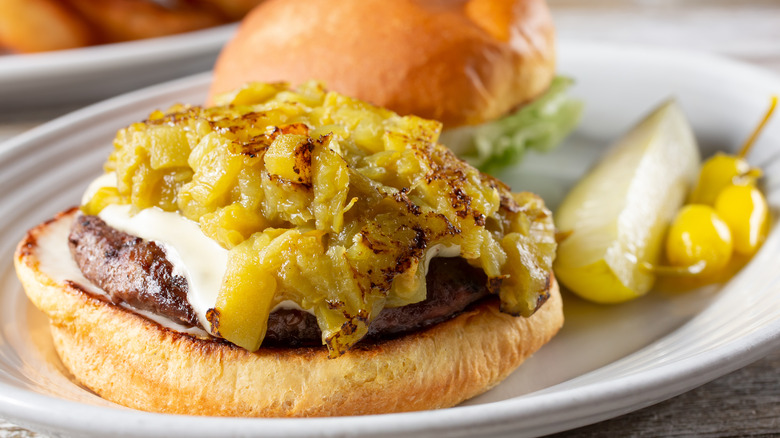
[68,214,491,346]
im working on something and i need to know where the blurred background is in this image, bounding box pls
[550,0,780,71]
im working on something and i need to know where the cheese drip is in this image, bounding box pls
[99,204,227,334]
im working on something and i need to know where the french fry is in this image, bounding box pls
[0,0,265,53]
[0,0,94,53]
[68,0,225,43]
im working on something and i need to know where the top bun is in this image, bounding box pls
[208,0,556,128]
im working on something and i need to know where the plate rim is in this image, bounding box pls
[0,24,236,80]
[1,40,780,438]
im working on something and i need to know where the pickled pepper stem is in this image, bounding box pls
[640,260,707,277]
[738,95,778,158]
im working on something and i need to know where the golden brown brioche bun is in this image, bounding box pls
[208,0,556,128]
[15,209,563,416]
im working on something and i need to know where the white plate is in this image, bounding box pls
[0,24,236,114]
[1,41,780,438]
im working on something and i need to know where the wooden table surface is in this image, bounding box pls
[1,1,779,437]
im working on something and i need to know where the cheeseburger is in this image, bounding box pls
[15,81,562,416]
[208,0,582,172]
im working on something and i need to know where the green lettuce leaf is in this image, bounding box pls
[439,76,583,174]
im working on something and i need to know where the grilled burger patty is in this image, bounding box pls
[68,214,493,346]
[68,214,198,327]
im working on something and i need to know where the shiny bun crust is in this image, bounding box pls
[15,210,563,416]
[208,0,556,128]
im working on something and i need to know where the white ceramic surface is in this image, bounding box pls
[0,24,235,114]
[0,41,779,438]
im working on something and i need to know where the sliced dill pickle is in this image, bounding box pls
[554,101,700,303]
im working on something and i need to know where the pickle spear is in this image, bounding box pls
[554,101,700,303]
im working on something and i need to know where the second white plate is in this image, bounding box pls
[0,24,236,114]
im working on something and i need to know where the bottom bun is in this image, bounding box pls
[14,209,563,417]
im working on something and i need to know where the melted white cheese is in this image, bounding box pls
[423,244,461,270]
[98,204,228,334]
[271,300,308,312]
[35,212,208,336]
